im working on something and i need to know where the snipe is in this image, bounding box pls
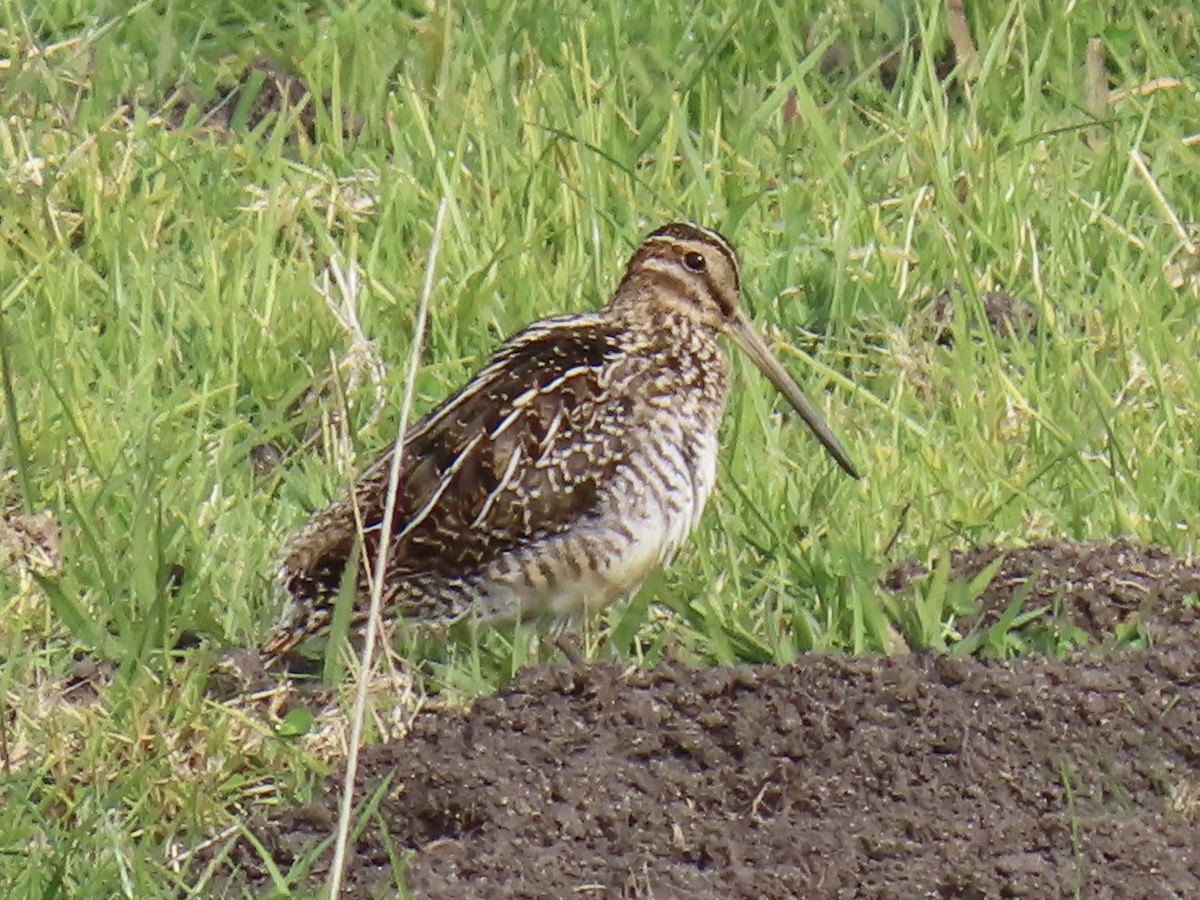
[263,223,858,660]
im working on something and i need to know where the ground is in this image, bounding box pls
[217,539,1200,897]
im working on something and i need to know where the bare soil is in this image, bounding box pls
[219,539,1200,898]
[154,56,361,143]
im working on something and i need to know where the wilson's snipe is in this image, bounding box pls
[262,223,858,660]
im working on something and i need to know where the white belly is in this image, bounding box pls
[475,423,721,624]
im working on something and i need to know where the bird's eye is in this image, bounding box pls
[683,251,706,272]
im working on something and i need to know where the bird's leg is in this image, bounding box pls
[553,632,587,666]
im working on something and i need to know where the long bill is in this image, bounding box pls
[728,310,860,479]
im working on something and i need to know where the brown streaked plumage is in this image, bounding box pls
[262,222,858,660]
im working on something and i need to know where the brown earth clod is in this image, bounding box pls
[215,538,1200,898]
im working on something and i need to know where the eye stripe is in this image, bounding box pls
[641,223,740,292]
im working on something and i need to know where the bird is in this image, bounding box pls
[261,222,859,661]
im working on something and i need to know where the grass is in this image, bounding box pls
[1,0,1198,894]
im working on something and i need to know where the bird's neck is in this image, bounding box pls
[605,271,715,325]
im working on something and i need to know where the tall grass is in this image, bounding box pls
[1,0,1197,893]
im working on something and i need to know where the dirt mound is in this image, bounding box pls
[886,538,1200,650]
[224,657,1200,897]
[216,539,1200,897]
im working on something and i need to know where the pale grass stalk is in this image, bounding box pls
[1070,192,1148,251]
[318,260,389,448]
[897,183,929,301]
[1130,148,1195,254]
[1026,221,1044,302]
[1109,77,1183,104]
[326,199,449,898]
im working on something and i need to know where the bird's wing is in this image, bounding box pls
[278,314,638,604]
